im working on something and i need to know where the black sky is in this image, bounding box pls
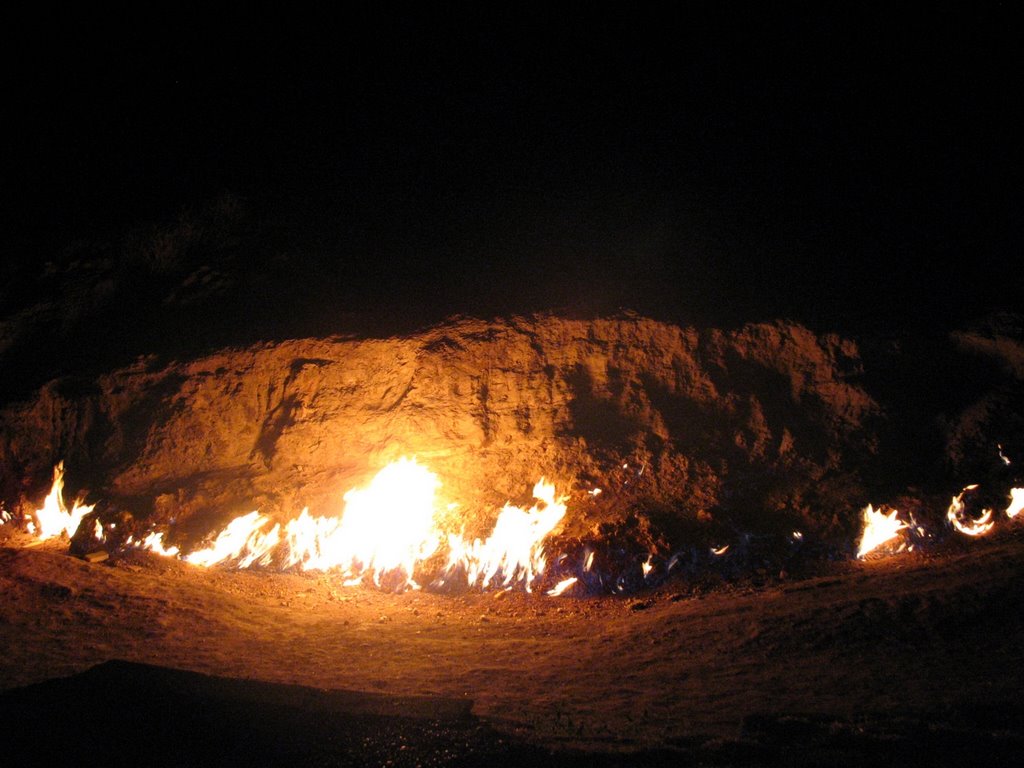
[6,4,1023,336]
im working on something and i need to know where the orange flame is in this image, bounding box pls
[178,458,442,587]
[26,446,1021,591]
[1006,488,1024,520]
[185,511,282,568]
[327,457,441,586]
[135,531,180,557]
[946,485,995,537]
[547,576,578,596]
[30,462,94,541]
[444,479,567,592]
[126,459,566,592]
[857,504,907,558]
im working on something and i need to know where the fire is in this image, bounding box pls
[946,485,996,537]
[18,448,1024,594]
[641,555,654,578]
[444,479,567,592]
[30,462,94,541]
[185,511,282,568]
[121,459,566,592]
[174,458,443,586]
[857,504,907,558]
[136,531,179,557]
[1006,488,1024,519]
[323,457,441,585]
[547,576,578,596]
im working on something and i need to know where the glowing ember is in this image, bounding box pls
[947,485,996,537]
[1006,488,1024,520]
[31,462,94,541]
[857,504,907,558]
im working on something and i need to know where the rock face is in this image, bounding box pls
[944,318,1024,495]
[0,315,877,550]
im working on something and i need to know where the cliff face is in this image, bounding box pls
[0,315,877,549]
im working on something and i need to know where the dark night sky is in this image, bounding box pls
[5,5,1023,340]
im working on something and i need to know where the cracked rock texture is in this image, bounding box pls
[0,315,878,549]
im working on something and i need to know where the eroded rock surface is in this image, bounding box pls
[943,316,1024,500]
[0,315,877,551]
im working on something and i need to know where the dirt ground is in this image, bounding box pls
[2,530,1024,759]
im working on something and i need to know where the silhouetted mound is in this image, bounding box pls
[0,315,878,556]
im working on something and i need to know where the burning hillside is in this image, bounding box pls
[3,313,1024,765]
[1,314,881,587]
[4,312,1024,588]
[6,7,1022,762]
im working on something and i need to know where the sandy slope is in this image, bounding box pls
[3,529,1023,754]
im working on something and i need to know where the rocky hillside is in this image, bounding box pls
[0,314,879,554]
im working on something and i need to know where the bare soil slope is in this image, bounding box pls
[0,314,876,557]
[2,532,1023,764]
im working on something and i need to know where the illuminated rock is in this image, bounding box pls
[0,315,877,549]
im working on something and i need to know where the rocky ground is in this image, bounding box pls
[2,525,1024,765]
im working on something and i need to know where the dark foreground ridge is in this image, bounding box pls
[4,659,1022,767]
[2,659,526,768]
